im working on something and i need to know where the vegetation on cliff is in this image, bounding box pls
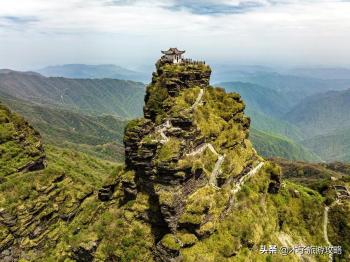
[120,60,336,261]
[0,103,45,176]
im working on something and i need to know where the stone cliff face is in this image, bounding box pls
[0,103,118,262]
[123,60,277,260]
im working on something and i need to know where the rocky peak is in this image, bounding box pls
[143,60,211,121]
[122,58,279,260]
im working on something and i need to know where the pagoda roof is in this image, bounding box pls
[161,48,185,55]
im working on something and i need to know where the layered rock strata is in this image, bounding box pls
[122,59,274,261]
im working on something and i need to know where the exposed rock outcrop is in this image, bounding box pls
[0,103,46,177]
[0,170,95,261]
[122,58,277,260]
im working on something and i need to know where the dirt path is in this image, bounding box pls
[191,88,204,109]
[186,143,218,157]
[324,206,331,247]
[155,120,171,143]
[220,162,264,218]
[230,162,264,195]
[324,200,339,262]
[210,154,225,187]
[155,88,204,143]
[324,206,333,262]
[155,87,226,187]
[185,143,224,189]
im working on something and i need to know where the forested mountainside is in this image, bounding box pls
[0,69,145,118]
[1,98,126,161]
[303,127,350,162]
[286,88,350,138]
[251,129,320,162]
[246,109,303,142]
[282,87,350,161]
[218,81,291,118]
[1,59,349,261]
[217,82,320,161]
[218,75,350,162]
[0,70,145,161]
[272,158,350,258]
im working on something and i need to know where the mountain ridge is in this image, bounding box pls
[218,81,292,117]
[285,88,350,138]
[0,69,145,119]
[1,97,127,161]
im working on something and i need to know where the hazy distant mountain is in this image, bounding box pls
[210,64,275,83]
[289,67,350,80]
[229,72,350,104]
[218,81,292,117]
[37,64,149,82]
[0,69,41,77]
[285,88,350,137]
[213,79,323,161]
[218,81,305,143]
[218,72,350,162]
[0,69,145,118]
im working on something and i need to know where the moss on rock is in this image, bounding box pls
[0,103,45,177]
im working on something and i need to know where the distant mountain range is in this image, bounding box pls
[1,97,127,161]
[0,69,146,161]
[3,64,350,163]
[213,65,350,108]
[285,88,350,137]
[210,64,275,83]
[231,72,350,104]
[250,129,320,162]
[0,69,145,119]
[36,64,150,82]
[282,87,350,162]
[216,71,350,162]
[289,67,350,80]
[218,81,292,118]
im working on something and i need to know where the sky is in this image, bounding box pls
[1,0,350,70]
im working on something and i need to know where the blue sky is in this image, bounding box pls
[1,0,350,70]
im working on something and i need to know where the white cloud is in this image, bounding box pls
[0,0,350,69]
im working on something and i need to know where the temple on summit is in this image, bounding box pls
[161,48,185,64]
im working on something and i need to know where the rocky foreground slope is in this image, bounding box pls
[0,102,45,176]
[0,59,348,261]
